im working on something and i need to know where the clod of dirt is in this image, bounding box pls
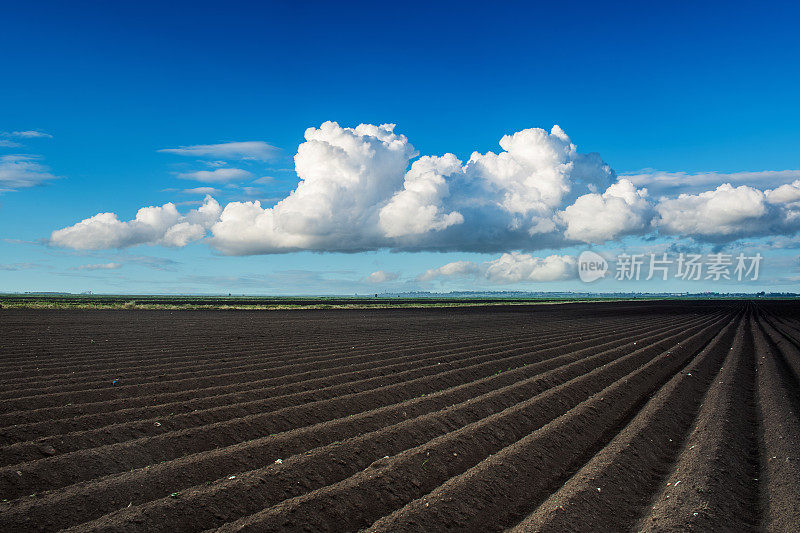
[36,444,57,456]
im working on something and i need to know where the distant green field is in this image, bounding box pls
[0,294,788,310]
[0,294,651,310]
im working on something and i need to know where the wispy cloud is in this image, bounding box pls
[623,169,800,196]
[2,130,52,139]
[1,238,39,245]
[0,140,22,148]
[0,262,40,271]
[235,186,266,197]
[0,155,58,191]
[119,254,180,271]
[159,141,278,161]
[176,168,253,183]
[73,262,122,271]
[181,186,221,195]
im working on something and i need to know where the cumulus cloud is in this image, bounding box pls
[0,155,58,191]
[419,253,576,283]
[50,196,221,250]
[176,168,253,183]
[484,253,577,282]
[379,154,464,238]
[657,184,766,238]
[206,122,615,254]
[765,180,800,205]
[417,260,481,281]
[655,182,800,241]
[209,122,419,254]
[466,126,613,221]
[159,141,277,161]
[559,179,652,243]
[365,270,399,283]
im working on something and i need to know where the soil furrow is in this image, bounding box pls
[0,314,714,499]
[509,312,742,532]
[0,316,651,434]
[752,311,800,532]
[4,315,707,531]
[209,314,728,532]
[635,307,761,532]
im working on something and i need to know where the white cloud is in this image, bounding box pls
[75,262,122,271]
[466,126,614,221]
[765,180,800,205]
[365,270,399,283]
[159,141,277,161]
[379,154,464,238]
[209,122,419,254]
[3,130,52,139]
[654,183,800,240]
[50,196,221,250]
[0,155,58,191]
[419,253,576,283]
[177,168,253,183]
[559,178,652,243]
[484,253,577,282]
[0,140,22,148]
[656,184,765,237]
[418,260,481,281]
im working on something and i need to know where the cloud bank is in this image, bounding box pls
[50,122,800,254]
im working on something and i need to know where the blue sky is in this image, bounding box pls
[2,1,799,294]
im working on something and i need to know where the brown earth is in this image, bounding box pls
[0,301,797,532]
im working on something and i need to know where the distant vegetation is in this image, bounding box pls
[0,292,794,310]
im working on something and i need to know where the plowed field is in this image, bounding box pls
[0,301,797,532]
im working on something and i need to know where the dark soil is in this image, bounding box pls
[0,301,796,532]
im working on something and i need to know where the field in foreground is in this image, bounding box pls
[0,301,797,532]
